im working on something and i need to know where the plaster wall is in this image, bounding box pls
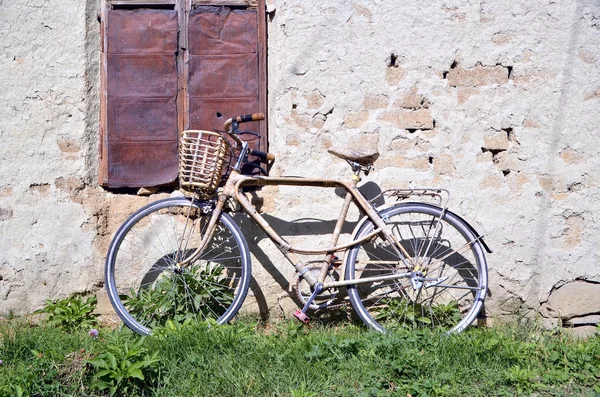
[0,0,599,328]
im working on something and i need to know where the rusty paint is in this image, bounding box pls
[105,9,178,187]
[108,9,178,54]
[188,6,264,162]
[108,141,179,187]
[100,3,267,187]
[189,54,259,98]
[189,7,258,55]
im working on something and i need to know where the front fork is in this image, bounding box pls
[175,193,228,269]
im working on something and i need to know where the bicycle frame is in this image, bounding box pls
[180,165,415,291]
[176,115,488,296]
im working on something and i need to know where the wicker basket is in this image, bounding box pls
[179,130,229,197]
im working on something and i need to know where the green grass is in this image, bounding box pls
[1,318,599,396]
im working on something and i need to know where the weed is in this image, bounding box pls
[503,364,541,393]
[0,384,24,397]
[375,299,461,330]
[33,295,98,331]
[122,263,234,328]
[85,329,160,396]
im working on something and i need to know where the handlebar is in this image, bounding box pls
[249,148,276,162]
[223,113,265,133]
[223,113,275,163]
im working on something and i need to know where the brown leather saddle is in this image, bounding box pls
[327,147,380,166]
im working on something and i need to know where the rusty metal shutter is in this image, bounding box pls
[99,1,267,188]
[103,8,179,187]
[188,5,266,154]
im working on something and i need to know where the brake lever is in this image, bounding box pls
[237,130,261,138]
[241,161,268,176]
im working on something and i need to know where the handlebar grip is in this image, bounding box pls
[223,112,265,134]
[250,148,276,162]
[236,113,265,123]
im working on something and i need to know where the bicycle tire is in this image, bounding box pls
[346,203,487,334]
[105,197,251,335]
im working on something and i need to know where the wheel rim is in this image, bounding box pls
[347,205,487,333]
[106,199,249,334]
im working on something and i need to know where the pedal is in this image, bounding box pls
[293,282,324,324]
[293,309,310,324]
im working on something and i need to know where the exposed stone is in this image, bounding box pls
[362,93,389,109]
[483,130,510,151]
[560,148,584,164]
[433,154,455,175]
[551,192,568,201]
[352,5,373,22]
[137,186,160,196]
[0,186,13,197]
[343,110,369,128]
[479,175,502,189]
[385,67,405,85]
[546,280,600,321]
[538,175,555,192]
[0,207,13,221]
[564,314,600,326]
[57,138,81,153]
[564,326,599,339]
[447,65,509,87]
[305,91,325,109]
[395,87,428,109]
[584,88,600,101]
[55,177,85,195]
[286,135,301,146]
[379,109,434,130]
[552,213,584,249]
[492,151,522,174]
[29,183,51,196]
[389,136,412,151]
[523,119,541,128]
[578,48,596,64]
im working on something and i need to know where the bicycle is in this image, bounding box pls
[105,113,491,336]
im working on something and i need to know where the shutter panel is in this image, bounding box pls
[188,6,265,153]
[103,8,179,187]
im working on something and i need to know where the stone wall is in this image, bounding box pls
[1,0,599,330]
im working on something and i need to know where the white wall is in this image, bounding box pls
[1,0,599,328]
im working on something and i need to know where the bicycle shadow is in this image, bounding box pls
[235,179,487,325]
[234,181,385,318]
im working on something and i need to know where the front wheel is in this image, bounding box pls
[346,203,488,334]
[105,197,251,335]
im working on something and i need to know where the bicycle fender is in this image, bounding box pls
[356,202,492,254]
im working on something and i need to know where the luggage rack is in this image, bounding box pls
[370,188,451,213]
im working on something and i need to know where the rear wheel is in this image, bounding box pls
[346,203,487,334]
[105,197,251,335]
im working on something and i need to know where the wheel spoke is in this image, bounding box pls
[105,198,250,335]
[347,204,487,334]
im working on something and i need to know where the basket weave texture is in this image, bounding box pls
[179,130,229,197]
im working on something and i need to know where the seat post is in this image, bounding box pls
[348,160,373,181]
[348,161,362,184]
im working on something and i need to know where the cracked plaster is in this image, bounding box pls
[0,0,599,326]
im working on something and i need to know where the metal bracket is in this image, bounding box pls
[370,188,450,213]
